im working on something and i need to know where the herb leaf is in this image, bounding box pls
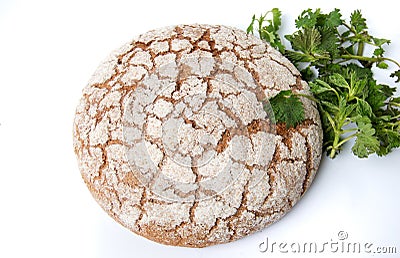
[248,8,400,158]
[325,9,343,28]
[246,8,285,52]
[352,116,380,158]
[269,90,305,128]
[350,10,367,33]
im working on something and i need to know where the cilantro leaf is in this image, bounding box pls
[269,90,305,128]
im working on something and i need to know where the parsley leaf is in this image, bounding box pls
[269,90,305,128]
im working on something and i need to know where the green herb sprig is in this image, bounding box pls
[248,8,400,158]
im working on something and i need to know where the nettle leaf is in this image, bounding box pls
[271,8,282,29]
[381,84,397,97]
[390,70,400,83]
[373,37,391,47]
[391,96,400,105]
[349,76,367,98]
[366,83,387,111]
[310,79,335,95]
[269,90,305,128]
[356,98,373,116]
[345,64,373,80]
[352,116,380,158]
[325,8,343,28]
[376,128,400,156]
[300,67,315,81]
[319,27,340,57]
[260,29,275,42]
[377,62,389,69]
[342,102,357,120]
[350,10,367,33]
[286,27,322,53]
[329,73,349,89]
[321,100,340,113]
[373,47,384,57]
[248,7,400,158]
[248,8,286,53]
[285,50,314,63]
[246,15,256,34]
[295,8,321,28]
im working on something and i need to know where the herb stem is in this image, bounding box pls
[341,128,358,133]
[341,54,400,68]
[330,133,340,158]
[295,93,318,102]
[390,102,400,108]
[330,123,342,158]
[325,111,336,130]
[357,42,364,57]
[342,23,355,34]
[336,133,358,148]
[382,57,400,68]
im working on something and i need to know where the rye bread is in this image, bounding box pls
[73,24,323,247]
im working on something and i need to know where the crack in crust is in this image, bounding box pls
[73,24,323,248]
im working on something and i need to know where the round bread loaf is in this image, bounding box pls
[73,24,323,247]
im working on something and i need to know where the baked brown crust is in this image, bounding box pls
[73,24,323,247]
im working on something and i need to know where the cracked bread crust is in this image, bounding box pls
[73,24,323,247]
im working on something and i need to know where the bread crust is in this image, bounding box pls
[73,24,323,247]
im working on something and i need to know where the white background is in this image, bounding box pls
[0,0,399,257]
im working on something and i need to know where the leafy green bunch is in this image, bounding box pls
[247,8,400,158]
